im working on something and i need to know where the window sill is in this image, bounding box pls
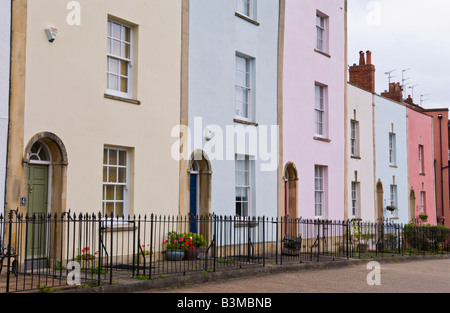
[234,220,259,228]
[104,93,141,105]
[234,118,259,127]
[314,49,331,58]
[235,12,260,26]
[419,173,426,176]
[389,164,398,168]
[350,155,361,160]
[313,136,331,143]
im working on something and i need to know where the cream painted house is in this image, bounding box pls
[346,83,376,221]
[6,0,183,226]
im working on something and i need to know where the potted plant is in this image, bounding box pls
[352,222,370,253]
[75,247,98,269]
[418,213,428,222]
[162,231,186,261]
[386,205,397,212]
[182,232,207,261]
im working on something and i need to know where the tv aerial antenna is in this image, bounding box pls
[408,84,419,101]
[401,68,410,97]
[384,69,396,85]
[420,94,430,106]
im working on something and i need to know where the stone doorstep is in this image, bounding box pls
[58,254,449,293]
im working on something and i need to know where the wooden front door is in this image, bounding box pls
[26,164,49,259]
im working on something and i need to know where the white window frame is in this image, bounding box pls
[237,0,254,19]
[235,155,252,217]
[351,181,360,218]
[350,120,359,157]
[316,13,327,52]
[235,54,253,121]
[315,84,326,137]
[389,184,398,216]
[419,145,424,174]
[107,19,133,99]
[420,191,425,213]
[102,147,129,218]
[389,132,396,165]
[314,165,326,219]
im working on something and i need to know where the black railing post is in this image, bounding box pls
[132,216,136,277]
[97,214,102,285]
[149,213,154,280]
[262,216,265,268]
[6,211,13,293]
[213,214,217,272]
[110,214,114,285]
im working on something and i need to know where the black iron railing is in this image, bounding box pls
[0,211,448,292]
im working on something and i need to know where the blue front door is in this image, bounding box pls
[189,174,198,233]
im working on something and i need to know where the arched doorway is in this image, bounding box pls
[188,150,212,241]
[23,132,68,265]
[376,180,384,222]
[284,162,298,236]
[409,189,416,222]
[26,141,52,259]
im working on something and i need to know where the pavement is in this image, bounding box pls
[57,253,449,294]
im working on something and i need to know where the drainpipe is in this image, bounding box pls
[438,114,444,224]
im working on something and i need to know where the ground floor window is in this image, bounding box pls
[235,155,252,217]
[315,165,326,218]
[103,147,129,217]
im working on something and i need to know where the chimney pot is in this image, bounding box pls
[366,50,372,65]
[359,51,365,65]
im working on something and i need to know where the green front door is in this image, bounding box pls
[26,164,49,259]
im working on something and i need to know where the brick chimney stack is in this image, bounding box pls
[349,50,376,93]
[381,82,403,103]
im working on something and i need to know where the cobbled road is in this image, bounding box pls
[140,258,450,293]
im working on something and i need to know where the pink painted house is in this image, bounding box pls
[405,100,436,224]
[281,0,346,220]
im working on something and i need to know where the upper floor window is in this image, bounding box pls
[419,145,424,174]
[316,13,327,52]
[350,120,360,157]
[389,132,396,165]
[107,19,133,99]
[315,84,327,137]
[235,54,253,121]
[237,0,254,19]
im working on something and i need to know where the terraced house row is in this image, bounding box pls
[1,0,449,252]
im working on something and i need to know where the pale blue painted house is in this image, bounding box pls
[185,0,280,220]
[374,94,409,224]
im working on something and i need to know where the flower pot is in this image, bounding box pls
[356,243,368,253]
[184,247,199,261]
[166,250,185,261]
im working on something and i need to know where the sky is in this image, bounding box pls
[347,0,450,110]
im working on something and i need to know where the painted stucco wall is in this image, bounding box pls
[407,108,436,224]
[374,95,408,224]
[187,0,280,218]
[22,0,182,216]
[424,109,450,228]
[283,0,346,220]
[0,0,11,214]
[346,84,375,222]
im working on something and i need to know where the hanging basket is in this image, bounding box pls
[386,206,396,212]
